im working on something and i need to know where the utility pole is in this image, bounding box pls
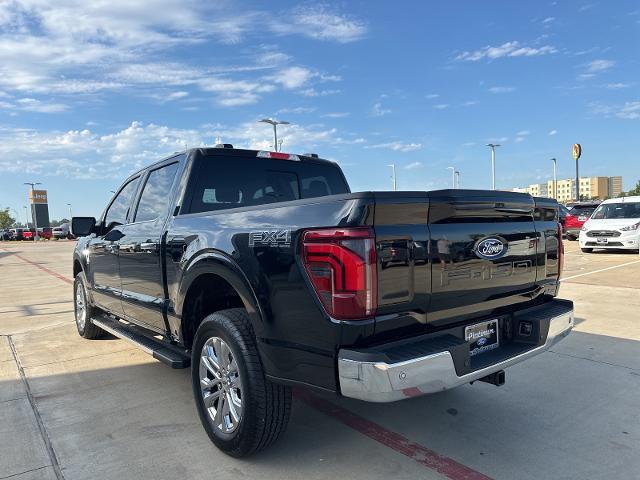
[258,118,290,152]
[387,164,397,191]
[447,166,456,189]
[486,143,501,190]
[551,158,557,199]
[24,182,41,240]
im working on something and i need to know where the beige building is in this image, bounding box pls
[512,176,622,202]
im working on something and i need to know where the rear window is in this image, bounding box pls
[569,206,596,217]
[185,156,349,214]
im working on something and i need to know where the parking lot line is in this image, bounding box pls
[0,248,72,285]
[561,259,640,281]
[295,389,493,480]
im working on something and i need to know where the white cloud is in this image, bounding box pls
[586,59,615,73]
[549,129,558,135]
[276,106,317,115]
[0,118,361,178]
[462,100,478,106]
[542,17,555,24]
[404,161,423,170]
[0,1,350,104]
[433,104,449,110]
[456,41,557,61]
[370,102,391,117]
[321,112,350,118]
[516,130,530,136]
[425,93,440,99]
[489,86,516,94]
[276,5,367,43]
[301,88,341,97]
[267,66,314,89]
[367,142,422,152]
[617,101,640,119]
[605,82,630,89]
[0,97,68,113]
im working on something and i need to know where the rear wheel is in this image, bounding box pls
[191,308,291,457]
[73,273,104,339]
[581,248,593,253]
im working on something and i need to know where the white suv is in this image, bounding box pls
[579,196,640,253]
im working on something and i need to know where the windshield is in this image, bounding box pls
[591,202,640,220]
[569,206,597,217]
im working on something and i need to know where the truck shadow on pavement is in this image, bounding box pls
[1,329,638,480]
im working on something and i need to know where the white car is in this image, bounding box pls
[579,196,640,253]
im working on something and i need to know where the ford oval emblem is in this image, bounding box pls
[477,337,488,346]
[474,237,507,260]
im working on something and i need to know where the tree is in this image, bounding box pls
[0,208,16,229]
[626,180,640,197]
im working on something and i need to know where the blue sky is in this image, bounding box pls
[0,1,639,221]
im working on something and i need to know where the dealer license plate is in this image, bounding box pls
[465,319,499,357]
[596,237,608,244]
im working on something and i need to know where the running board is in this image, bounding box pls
[91,314,190,369]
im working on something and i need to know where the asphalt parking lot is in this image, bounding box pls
[1,240,639,480]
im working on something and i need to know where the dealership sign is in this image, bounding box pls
[572,143,582,161]
[29,189,48,204]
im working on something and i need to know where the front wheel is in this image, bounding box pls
[74,273,104,339]
[581,248,593,253]
[191,308,291,457]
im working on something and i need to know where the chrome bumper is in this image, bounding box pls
[338,308,574,403]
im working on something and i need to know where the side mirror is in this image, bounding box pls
[71,217,96,237]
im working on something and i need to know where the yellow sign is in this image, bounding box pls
[29,189,48,204]
[572,143,582,161]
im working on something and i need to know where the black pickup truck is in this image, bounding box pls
[71,146,573,457]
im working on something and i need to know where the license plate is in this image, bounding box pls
[465,319,499,356]
[578,215,587,221]
[596,237,608,244]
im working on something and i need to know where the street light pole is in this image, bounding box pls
[551,158,557,199]
[23,206,28,228]
[486,144,501,190]
[258,119,291,152]
[455,170,460,189]
[387,164,397,191]
[24,182,41,241]
[67,203,73,220]
[447,166,456,189]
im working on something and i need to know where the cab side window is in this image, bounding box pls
[134,163,180,223]
[104,177,140,228]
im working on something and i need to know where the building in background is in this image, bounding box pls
[510,176,623,202]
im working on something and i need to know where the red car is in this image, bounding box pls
[23,227,53,240]
[563,202,600,240]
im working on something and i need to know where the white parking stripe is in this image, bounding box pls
[562,259,640,281]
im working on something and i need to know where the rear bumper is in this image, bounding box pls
[338,299,574,402]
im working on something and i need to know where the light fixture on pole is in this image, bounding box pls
[486,143,501,190]
[387,164,397,191]
[551,158,557,199]
[258,118,290,152]
[24,182,41,241]
[447,166,456,189]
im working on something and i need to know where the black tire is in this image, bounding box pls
[191,308,291,457]
[581,248,593,253]
[73,273,104,339]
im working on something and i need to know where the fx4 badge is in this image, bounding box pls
[249,230,291,248]
[473,236,508,260]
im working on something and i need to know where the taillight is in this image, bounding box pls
[557,222,564,279]
[302,227,377,320]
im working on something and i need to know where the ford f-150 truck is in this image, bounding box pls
[71,146,573,457]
